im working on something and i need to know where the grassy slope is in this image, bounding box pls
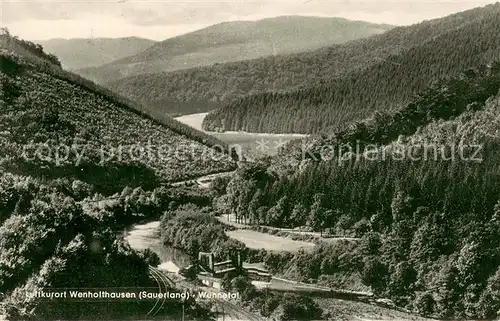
[78,16,393,84]
[36,37,156,70]
[226,229,315,253]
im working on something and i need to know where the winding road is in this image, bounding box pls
[218,214,360,242]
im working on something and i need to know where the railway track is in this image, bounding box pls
[151,268,264,321]
[147,266,175,317]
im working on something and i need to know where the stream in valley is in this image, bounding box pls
[124,221,192,273]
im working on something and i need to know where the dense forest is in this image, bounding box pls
[0,28,61,67]
[1,32,236,156]
[210,62,500,318]
[204,5,500,133]
[0,176,215,319]
[105,4,500,118]
[0,34,229,319]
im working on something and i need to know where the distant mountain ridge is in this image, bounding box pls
[36,37,156,70]
[105,3,500,119]
[77,16,393,84]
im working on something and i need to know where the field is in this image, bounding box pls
[226,229,315,253]
[175,112,209,131]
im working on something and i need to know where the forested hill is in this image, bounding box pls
[214,62,500,319]
[0,33,232,319]
[0,32,235,188]
[204,3,500,133]
[78,16,393,85]
[106,3,498,117]
[36,37,156,70]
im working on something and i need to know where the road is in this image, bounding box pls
[76,170,234,206]
[218,214,360,242]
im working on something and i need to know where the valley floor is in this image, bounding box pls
[226,229,316,253]
[175,113,308,157]
[175,113,209,131]
[218,214,360,243]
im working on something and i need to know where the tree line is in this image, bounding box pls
[204,10,500,133]
[210,63,500,318]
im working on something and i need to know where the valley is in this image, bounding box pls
[125,220,432,321]
[2,2,500,320]
[35,37,156,70]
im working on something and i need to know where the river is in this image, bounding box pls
[122,222,423,321]
[124,221,332,292]
[175,112,307,157]
[124,221,191,273]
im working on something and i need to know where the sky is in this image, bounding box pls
[1,0,498,41]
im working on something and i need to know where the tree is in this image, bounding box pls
[71,180,93,200]
[323,209,339,232]
[360,232,382,255]
[414,292,436,316]
[361,258,388,295]
[476,268,500,319]
[309,193,326,234]
[353,218,371,238]
[267,196,288,227]
[277,294,322,321]
[248,190,262,225]
[391,190,414,222]
[257,206,269,225]
[320,256,340,275]
[290,203,307,227]
[387,261,417,297]
[216,239,246,267]
[210,175,230,196]
[140,249,161,267]
[213,194,231,214]
[433,263,462,318]
[231,276,257,302]
[335,214,351,236]
[0,27,10,36]
[409,212,452,264]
